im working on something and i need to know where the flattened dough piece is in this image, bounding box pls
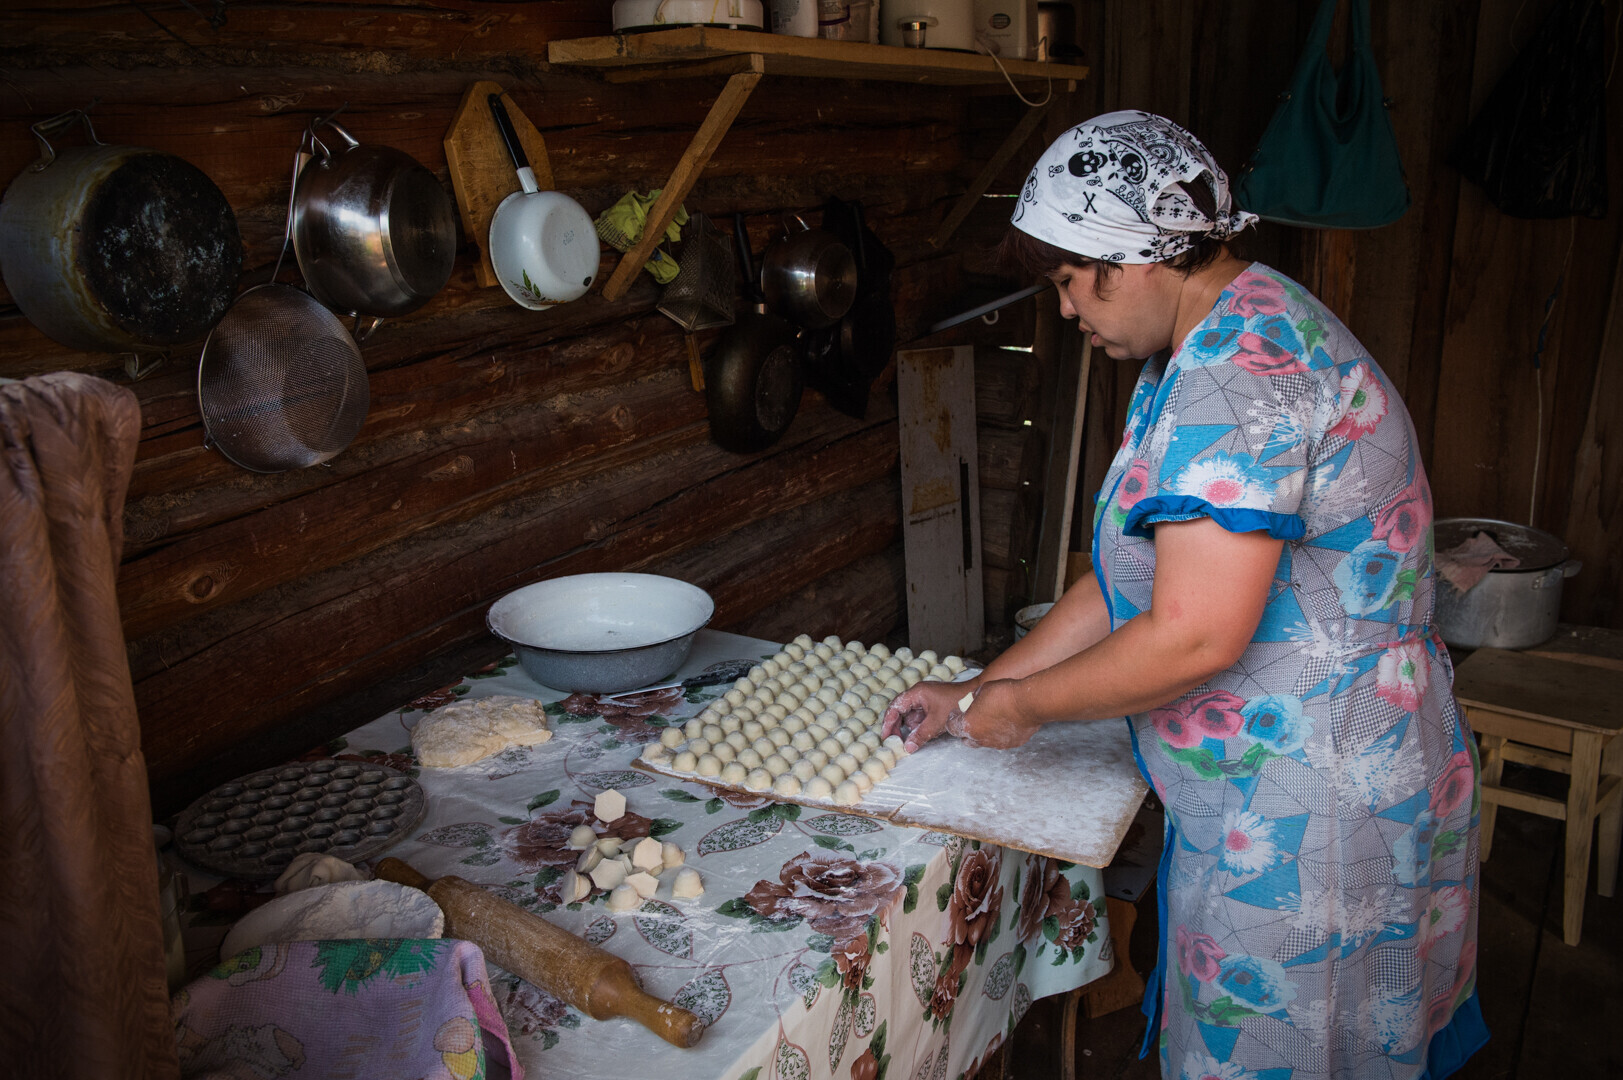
[411,695,551,768]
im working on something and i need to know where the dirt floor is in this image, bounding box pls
[989,760,1621,1079]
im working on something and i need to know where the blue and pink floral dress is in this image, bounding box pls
[1091,264,1487,1080]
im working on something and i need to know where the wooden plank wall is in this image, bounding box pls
[0,1,1011,814]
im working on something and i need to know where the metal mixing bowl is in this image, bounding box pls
[487,573,715,694]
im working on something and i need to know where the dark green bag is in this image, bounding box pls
[1235,0,1410,229]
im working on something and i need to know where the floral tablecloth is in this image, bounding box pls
[319,631,1116,1080]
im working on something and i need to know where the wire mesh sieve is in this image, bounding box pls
[657,212,737,332]
[197,284,370,473]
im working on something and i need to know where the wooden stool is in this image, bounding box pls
[1452,646,1623,946]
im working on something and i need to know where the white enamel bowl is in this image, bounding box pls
[488,189,599,311]
[487,573,715,694]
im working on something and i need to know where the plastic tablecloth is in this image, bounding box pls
[311,630,1117,1080]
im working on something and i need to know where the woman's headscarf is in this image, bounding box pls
[1010,110,1256,264]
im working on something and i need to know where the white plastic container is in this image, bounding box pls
[973,0,1038,58]
[613,1,765,32]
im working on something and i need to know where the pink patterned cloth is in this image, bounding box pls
[1435,531,1520,594]
[172,939,522,1080]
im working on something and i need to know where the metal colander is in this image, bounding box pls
[657,212,736,332]
[197,283,369,473]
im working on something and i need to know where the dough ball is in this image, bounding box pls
[874,747,897,769]
[773,774,803,797]
[929,665,953,681]
[721,762,748,784]
[822,635,843,649]
[848,769,873,793]
[861,758,889,782]
[805,748,830,770]
[882,735,909,757]
[748,664,768,683]
[672,867,705,900]
[868,643,891,661]
[793,633,816,649]
[762,753,790,776]
[846,742,870,764]
[760,659,781,677]
[743,768,773,792]
[710,742,736,764]
[781,686,807,705]
[816,686,840,706]
[724,689,747,707]
[720,715,744,734]
[853,707,879,727]
[767,727,791,747]
[833,701,855,720]
[702,723,725,744]
[818,737,844,757]
[606,883,640,912]
[683,719,705,739]
[272,853,366,897]
[813,642,835,661]
[858,731,882,749]
[774,672,797,692]
[784,714,809,733]
[833,780,862,805]
[777,744,801,763]
[737,747,763,769]
[918,649,938,665]
[733,676,755,692]
[791,759,819,782]
[686,737,712,756]
[765,702,791,719]
[708,699,733,717]
[833,728,856,748]
[724,731,749,751]
[819,762,848,785]
[805,776,835,799]
[783,642,806,661]
[673,750,699,772]
[894,646,914,663]
[843,640,865,655]
[944,655,967,674]
[901,669,923,688]
[752,736,777,757]
[790,730,816,751]
[411,695,552,768]
[742,718,765,740]
[662,841,685,870]
[834,752,860,775]
[848,661,872,680]
[696,753,723,777]
[640,742,672,765]
[884,677,907,694]
[786,662,807,678]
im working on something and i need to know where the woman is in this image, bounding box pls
[884,112,1486,1080]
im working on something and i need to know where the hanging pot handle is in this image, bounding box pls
[28,106,102,171]
[1561,559,1583,578]
[488,94,539,195]
[306,104,356,163]
[734,213,763,303]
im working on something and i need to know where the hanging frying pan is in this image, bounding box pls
[703,214,805,453]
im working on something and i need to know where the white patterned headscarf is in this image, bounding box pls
[1010,110,1256,264]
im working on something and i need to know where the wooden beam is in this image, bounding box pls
[1480,784,1566,820]
[1033,321,1091,604]
[930,101,1049,249]
[599,62,764,302]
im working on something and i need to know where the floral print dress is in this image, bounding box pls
[1092,265,1487,1080]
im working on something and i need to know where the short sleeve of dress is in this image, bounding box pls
[1119,272,1325,541]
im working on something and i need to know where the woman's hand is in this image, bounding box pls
[881,680,972,753]
[952,679,1041,749]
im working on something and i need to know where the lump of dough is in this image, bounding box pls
[736,747,763,769]
[874,747,897,769]
[576,846,603,873]
[834,752,860,775]
[590,857,628,891]
[273,853,365,896]
[790,730,816,751]
[794,633,816,649]
[761,659,781,677]
[568,824,598,850]
[804,748,830,770]
[791,759,818,782]
[595,789,627,824]
[819,762,848,786]
[894,646,914,663]
[818,737,844,757]
[631,837,664,873]
[853,707,879,727]
[805,776,835,799]
[662,841,685,871]
[562,869,591,903]
[777,744,801,763]
[710,743,736,764]
[822,635,843,649]
[724,731,749,751]
[848,769,873,793]
[773,774,803,797]
[684,718,706,739]
[813,642,835,661]
[733,676,755,693]
[721,762,749,784]
[626,871,660,899]
[696,753,723,777]
[724,688,747,707]
[868,643,891,661]
[901,669,922,688]
[673,750,699,772]
[686,737,712,756]
[720,715,743,733]
[606,883,641,912]
[660,727,686,748]
[596,836,623,855]
[857,731,882,749]
[751,736,776,757]
[767,727,792,747]
[672,867,705,900]
[945,655,967,674]
[641,742,672,765]
[833,780,862,805]
[884,677,907,694]
[742,718,765,740]
[783,642,806,661]
[861,758,889,782]
[411,695,552,768]
[846,742,870,764]
[744,768,773,792]
[882,735,909,757]
[762,754,790,776]
[701,723,725,743]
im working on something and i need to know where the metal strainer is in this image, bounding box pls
[197,283,369,472]
[657,212,736,332]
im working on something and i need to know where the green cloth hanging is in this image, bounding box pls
[594,189,689,284]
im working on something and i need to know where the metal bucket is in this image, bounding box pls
[1433,517,1581,649]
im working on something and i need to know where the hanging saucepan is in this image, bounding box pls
[704,214,805,452]
[761,213,858,329]
[0,108,240,353]
[486,94,598,311]
[291,111,457,335]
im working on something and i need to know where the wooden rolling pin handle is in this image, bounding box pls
[374,858,705,1049]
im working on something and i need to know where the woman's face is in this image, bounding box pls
[1047,261,1179,360]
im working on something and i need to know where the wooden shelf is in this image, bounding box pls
[547,27,1089,86]
[548,30,1086,301]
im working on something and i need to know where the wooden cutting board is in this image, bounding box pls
[444,80,557,289]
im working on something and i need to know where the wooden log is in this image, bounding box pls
[981,488,1020,570]
[983,565,1010,631]
[979,425,1039,492]
[726,544,907,649]
[974,345,1042,428]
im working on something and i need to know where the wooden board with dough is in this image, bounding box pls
[635,719,1147,869]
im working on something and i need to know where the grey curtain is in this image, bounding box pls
[0,373,179,1077]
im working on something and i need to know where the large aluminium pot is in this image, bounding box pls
[0,109,241,353]
[1433,517,1581,650]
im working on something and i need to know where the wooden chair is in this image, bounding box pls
[1451,645,1623,946]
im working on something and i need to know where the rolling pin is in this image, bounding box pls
[374,857,705,1048]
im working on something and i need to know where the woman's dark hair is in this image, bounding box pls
[997,178,1230,296]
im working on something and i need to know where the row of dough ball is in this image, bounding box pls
[642,635,967,806]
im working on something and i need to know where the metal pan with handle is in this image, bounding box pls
[703,215,805,452]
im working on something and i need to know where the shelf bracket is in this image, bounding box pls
[930,99,1050,249]
[599,56,765,302]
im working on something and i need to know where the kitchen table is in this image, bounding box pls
[191,630,1132,1080]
